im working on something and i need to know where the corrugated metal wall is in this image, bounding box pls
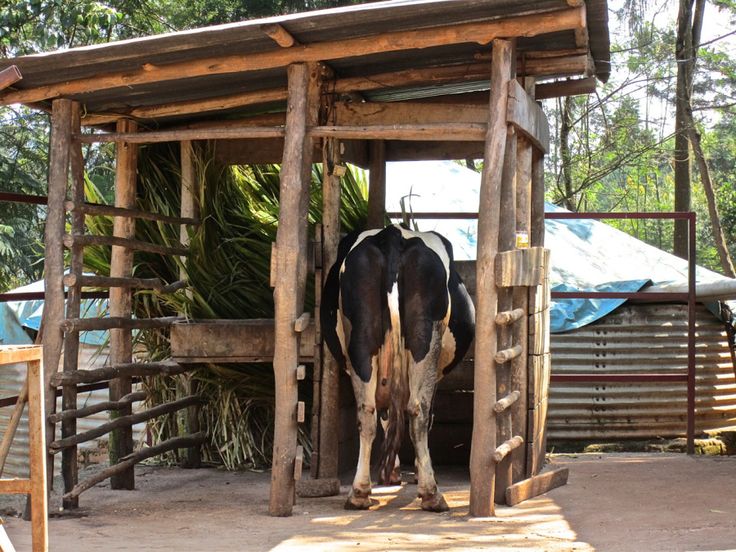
[0,346,146,479]
[548,303,736,440]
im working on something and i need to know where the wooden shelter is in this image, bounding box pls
[0,0,610,518]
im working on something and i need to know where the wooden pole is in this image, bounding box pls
[367,140,386,229]
[44,98,73,501]
[530,149,545,248]
[270,62,320,516]
[469,38,514,518]
[0,379,27,476]
[109,118,138,490]
[27,358,48,552]
[180,139,201,469]
[317,137,342,481]
[494,126,517,505]
[61,102,84,509]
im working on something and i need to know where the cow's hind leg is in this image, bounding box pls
[378,413,402,486]
[407,332,449,512]
[346,369,378,510]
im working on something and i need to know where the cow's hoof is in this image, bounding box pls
[345,488,373,510]
[420,493,449,512]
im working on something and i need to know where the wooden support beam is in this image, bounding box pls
[493,390,520,413]
[367,140,386,229]
[50,361,189,386]
[261,23,298,48]
[0,345,42,365]
[531,150,545,247]
[0,65,22,92]
[61,316,181,332]
[507,80,550,153]
[493,436,524,463]
[49,396,202,453]
[65,200,199,225]
[63,432,206,500]
[48,392,147,424]
[335,101,488,127]
[534,77,596,100]
[505,467,569,506]
[495,308,525,326]
[0,478,31,494]
[310,123,486,141]
[63,233,189,257]
[63,274,187,293]
[44,98,73,505]
[109,118,137,490]
[469,38,513,519]
[2,7,586,105]
[76,126,285,144]
[270,62,320,517]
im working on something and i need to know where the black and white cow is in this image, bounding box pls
[321,224,475,511]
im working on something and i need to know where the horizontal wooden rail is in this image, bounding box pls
[49,396,202,453]
[0,290,108,302]
[51,361,189,386]
[0,345,42,365]
[63,233,189,257]
[493,390,520,413]
[75,126,285,144]
[64,274,187,294]
[492,435,524,463]
[310,123,486,141]
[61,316,181,332]
[0,477,31,494]
[63,432,206,499]
[48,391,147,424]
[495,308,525,326]
[65,201,199,225]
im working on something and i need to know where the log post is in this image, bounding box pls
[317,136,341,482]
[109,119,138,490]
[469,38,514,518]
[61,102,84,509]
[530,148,545,248]
[44,98,74,499]
[494,125,517,505]
[179,139,201,469]
[270,62,320,517]
[367,140,386,229]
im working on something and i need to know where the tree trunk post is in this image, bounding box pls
[109,119,138,490]
[469,38,514,518]
[270,62,320,516]
[367,140,386,229]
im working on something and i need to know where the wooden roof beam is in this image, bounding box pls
[0,65,22,92]
[1,6,586,106]
[261,23,298,48]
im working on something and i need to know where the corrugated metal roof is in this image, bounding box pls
[0,0,609,125]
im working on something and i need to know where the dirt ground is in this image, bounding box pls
[2,453,735,551]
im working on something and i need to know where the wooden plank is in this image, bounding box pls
[335,101,488,127]
[65,200,198,225]
[0,65,22,91]
[171,319,316,362]
[531,150,546,247]
[469,37,513,519]
[528,276,550,315]
[506,80,550,153]
[109,118,137,490]
[0,346,42,365]
[0,478,31,494]
[310,123,486,141]
[528,353,550,408]
[2,7,586,105]
[528,308,551,356]
[27,359,48,552]
[270,62,319,517]
[495,246,546,287]
[505,467,569,506]
[77,126,285,144]
[44,98,73,509]
[535,77,596,100]
[367,140,386,229]
[385,140,485,162]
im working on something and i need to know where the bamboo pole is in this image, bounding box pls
[469,38,514,518]
[44,98,73,501]
[109,118,137,490]
[61,102,84,509]
[317,137,342,483]
[367,140,386,229]
[270,62,320,517]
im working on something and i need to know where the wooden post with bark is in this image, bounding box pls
[469,38,514,518]
[44,98,73,499]
[367,140,386,229]
[61,102,84,509]
[270,62,320,516]
[109,119,138,490]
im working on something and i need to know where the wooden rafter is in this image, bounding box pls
[1,7,585,106]
[261,23,298,48]
[0,65,22,92]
